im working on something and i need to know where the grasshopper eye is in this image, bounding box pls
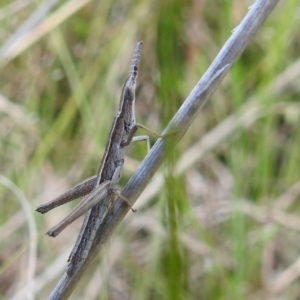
[125,88,134,101]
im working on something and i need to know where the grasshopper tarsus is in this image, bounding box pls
[46,230,57,237]
[36,206,47,214]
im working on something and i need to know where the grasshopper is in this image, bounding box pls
[37,42,160,275]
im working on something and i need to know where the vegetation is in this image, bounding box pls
[0,0,299,299]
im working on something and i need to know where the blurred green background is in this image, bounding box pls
[1,0,300,299]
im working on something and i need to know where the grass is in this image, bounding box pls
[1,0,300,299]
